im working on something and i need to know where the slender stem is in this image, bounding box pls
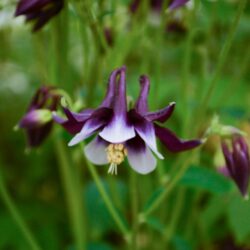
[163,188,186,247]
[80,144,131,243]
[196,0,247,122]
[216,47,250,107]
[0,168,42,250]
[50,13,87,250]
[130,170,139,250]
[140,152,196,219]
[54,136,87,250]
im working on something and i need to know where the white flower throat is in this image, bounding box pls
[106,144,127,175]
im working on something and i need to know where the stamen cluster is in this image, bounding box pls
[106,144,127,165]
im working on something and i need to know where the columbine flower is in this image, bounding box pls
[54,67,202,174]
[221,136,250,198]
[18,86,60,148]
[15,0,64,32]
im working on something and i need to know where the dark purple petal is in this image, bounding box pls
[69,108,113,146]
[126,135,157,174]
[53,112,84,135]
[32,1,64,32]
[135,75,150,115]
[145,102,176,123]
[128,110,163,159]
[100,68,121,108]
[15,0,50,16]
[84,136,109,165]
[113,66,127,116]
[155,124,202,152]
[26,122,53,148]
[169,0,189,10]
[63,107,93,122]
[53,107,94,134]
[221,141,235,175]
[15,0,64,32]
[232,138,250,196]
[99,67,135,143]
[221,137,250,197]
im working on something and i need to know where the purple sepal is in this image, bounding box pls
[155,124,202,152]
[26,122,53,147]
[221,137,250,197]
[15,0,64,32]
[145,102,175,123]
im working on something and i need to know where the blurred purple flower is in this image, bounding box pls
[54,67,201,174]
[15,0,64,32]
[18,86,60,148]
[169,0,190,10]
[221,137,250,198]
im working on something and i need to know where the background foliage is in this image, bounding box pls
[0,0,250,249]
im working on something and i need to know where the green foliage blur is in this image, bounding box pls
[0,0,250,250]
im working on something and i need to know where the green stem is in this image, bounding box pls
[140,152,196,219]
[80,144,131,243]
[130,171,139,250]
[163,189,186,247]
[54,136,87,250]
[0,168,42,250]
[216,47,250,107]
[197,0,247,121]
[50,12,86,250]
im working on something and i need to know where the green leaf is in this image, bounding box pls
[146,216,165,233]
[84,179,128,235]
[172,235,193,250]
[227,196,250,243]
[179,166,233,194]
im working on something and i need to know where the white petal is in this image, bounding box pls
[135,123,164,159]
[127,145,157,174]
[99,116,135,143]
[84,137,109,165]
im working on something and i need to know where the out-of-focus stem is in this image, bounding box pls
[195,0,247,130]
[163,188,186,247]
[0,167,42,250]
[216,47,250,107]
[54,136,87,250]
[140,151,196,220]
[80,144,131,243]
[130,170,139,250]
[50,11,87,250]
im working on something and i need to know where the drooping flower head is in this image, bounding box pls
[18,86,61,148]
[221,136,250,198]
[54,67,202,174]
[15,0,64,32]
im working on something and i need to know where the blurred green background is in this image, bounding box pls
[0,0,250,249]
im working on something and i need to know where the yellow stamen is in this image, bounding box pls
[106,143,127,175]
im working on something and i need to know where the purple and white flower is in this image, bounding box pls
[221,136,250,198]
[54,67,202,174]
[15,0,64,32]
[18,86,60,148]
